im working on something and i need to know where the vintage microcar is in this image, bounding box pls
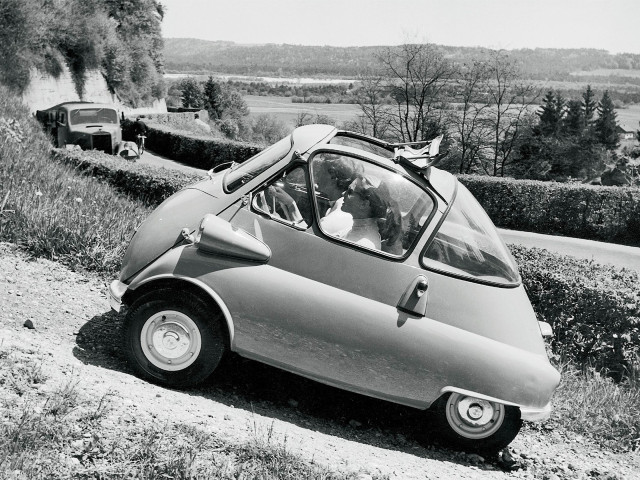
[108,124,560,450]
[35,101,122,154]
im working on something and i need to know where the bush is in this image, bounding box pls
[145,123,262,169]
[54,149,202,206]
[460,174,640,246]
[512,245,640,379]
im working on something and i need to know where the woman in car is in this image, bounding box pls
[334,175,402,252]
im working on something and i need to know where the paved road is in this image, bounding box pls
[500,228,640,272]
[137,148,208,176]
[136,149,640,272]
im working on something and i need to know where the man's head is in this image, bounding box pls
[313,155,360,202]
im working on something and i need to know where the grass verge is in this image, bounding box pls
[548,365,640,451]
[0,347,379,479]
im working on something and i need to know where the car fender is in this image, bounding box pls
[438,386,552,421]
[125,247,236,345]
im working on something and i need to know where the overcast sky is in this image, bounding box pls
[160,0,639,54]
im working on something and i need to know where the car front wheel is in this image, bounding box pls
[434,393,522,452]
[123,290,227,388]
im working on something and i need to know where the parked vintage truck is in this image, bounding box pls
[35,102,122,154]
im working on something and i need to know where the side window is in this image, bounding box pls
[310,153,434,256]
[251,166,313,228]
[57,112,66,125]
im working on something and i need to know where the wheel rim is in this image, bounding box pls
[140,310,202,371]
[445,393,505,439]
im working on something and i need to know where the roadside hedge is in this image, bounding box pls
[459,175,640,246]
[53,148,203,206]
[142,123,261,170]
[512,245,640,379]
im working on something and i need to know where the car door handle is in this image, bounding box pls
[416,278,428,297]
[397,275,429,317]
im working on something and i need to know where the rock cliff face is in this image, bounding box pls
[21,65,166,115]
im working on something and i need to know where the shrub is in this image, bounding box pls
[145,123,262,169]
[54,149,203,206]
[460,174,640,246]
[512,245,640,379]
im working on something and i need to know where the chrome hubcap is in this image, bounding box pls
[446,393,505,439]
[140,310,201,371]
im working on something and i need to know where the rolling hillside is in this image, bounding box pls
[164,38,640,85]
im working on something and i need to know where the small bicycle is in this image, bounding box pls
[136,134,146,157]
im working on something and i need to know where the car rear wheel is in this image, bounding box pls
[434,393,522,452]
[123,290,227,388]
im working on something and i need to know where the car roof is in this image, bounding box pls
[297,125,456,203]
[45,102,118,111]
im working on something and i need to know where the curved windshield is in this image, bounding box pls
[422,184,520,286]
[69,108,118,125]
[225,135,293,192]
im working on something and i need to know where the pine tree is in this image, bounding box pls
[537,90,564,137]
[582,85,597,124]
[203,76,223,119]
[564,100,584,136]
[594,90,620,150]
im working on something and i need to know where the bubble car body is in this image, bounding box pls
[109,125,560,450]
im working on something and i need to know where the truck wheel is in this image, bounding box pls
[433,393,522,452]
[123,290,227,388]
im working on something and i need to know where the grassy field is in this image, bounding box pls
[571,69,640,78]
[246,95,640,134]
[245,95,360,127]
[615,102,640,132]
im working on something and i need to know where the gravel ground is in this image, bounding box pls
[0,242,638,479]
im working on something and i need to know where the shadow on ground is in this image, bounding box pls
[73,310,507,470]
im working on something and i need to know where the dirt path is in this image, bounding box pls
[1,242,638,479]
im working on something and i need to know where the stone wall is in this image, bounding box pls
[21,65,167,115]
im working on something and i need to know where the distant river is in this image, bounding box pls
[164,73,356,85]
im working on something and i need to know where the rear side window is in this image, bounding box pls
[422,184,520,285]
[225,135,292,192]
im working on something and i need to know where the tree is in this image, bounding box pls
[377,43,455,142]
[218,86,249,120]
[581,84,597,143]
[452,60,493,173]
[582,84,597,125]
[354,70,392,139]
[178,77,203,108]
[594,90,620,150]
[563,99,584,137]
[203,76,223,119]
[485,51,539,176]
[537,90,564,137]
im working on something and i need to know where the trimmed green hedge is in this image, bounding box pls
[142,123,261,170]
[459,175,640,246]
[53,149,203,206]
[512,245,640,379]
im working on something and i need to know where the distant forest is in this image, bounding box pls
[164,38,640,85]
